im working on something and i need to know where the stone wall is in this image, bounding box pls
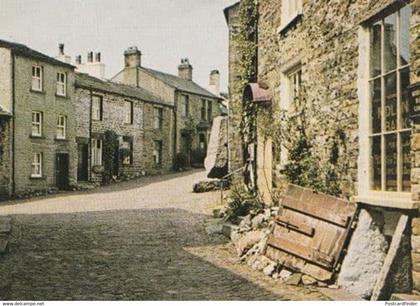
[13,55,77,194]
[142,102,174,174]
[0,118,11,199]
[225,2,244,176]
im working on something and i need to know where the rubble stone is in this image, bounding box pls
[279,269,293,281]
[285,273,302,286]
[193,178,228,193]
[263,262,277,276]
[302,275,317,286]
[233,230,265,256]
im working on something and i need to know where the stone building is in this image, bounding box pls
[226,0,419,299]
[112,47,223,166]
[224,2,244,176]
[0,39,77,197]
[74,72,173,183]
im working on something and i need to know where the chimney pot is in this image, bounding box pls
[58,43,64,55]
[76,55,82,65]
[87,52,93,63]
[95,52,101,62]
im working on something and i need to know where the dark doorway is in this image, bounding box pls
[56,153,69,190]
[77,144,89,181]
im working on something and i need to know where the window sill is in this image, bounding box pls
[354,193,418,210]
[277,12,303,35]
[30,89,45,95]
[55,93,69,99]
[29,135,45,139]
[54,137,68,142]
[29,175,46,180]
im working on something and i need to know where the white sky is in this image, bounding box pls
[0,0,238,92]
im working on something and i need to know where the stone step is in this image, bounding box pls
[390,293,420,301]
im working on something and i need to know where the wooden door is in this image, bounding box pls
[77,144,88,181]
[56,153,69,190]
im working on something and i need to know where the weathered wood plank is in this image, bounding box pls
[281,195,351,227]
[267,236,334,269]
[276,215,315,237]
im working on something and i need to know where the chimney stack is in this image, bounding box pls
[124,46,142,68]
[87,51,93,63]
[55,43,71,64]
[76,51,105,79]
[209,70,220,95]
[178,58,193,81]
[76,55,82,65]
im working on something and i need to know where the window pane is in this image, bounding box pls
[385,133,397,191]
[399,6,411,66]
[370,21,382,77]
[385,72,397,132]
[384,13,397,73]
[371,78,381,133]
[400,68,410,129]
[371,136,382,190]
[401,131,411,191]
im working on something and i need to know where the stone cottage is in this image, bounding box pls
[225,0,420,299]
[0,39,77,198]
[111,47,223,166]
[74,72,173,183]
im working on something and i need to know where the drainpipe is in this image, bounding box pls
[11,53,16,196]
[88,88,93,181]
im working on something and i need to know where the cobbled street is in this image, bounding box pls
[0,170,327,300]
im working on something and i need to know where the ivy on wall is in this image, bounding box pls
[103,130,119,184]
[238,0,259,190]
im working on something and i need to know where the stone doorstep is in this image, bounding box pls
[390,293,420,301]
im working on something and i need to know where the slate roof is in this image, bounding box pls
[141,67,221,99]
[75,73,171,106]
[0,39,74,69]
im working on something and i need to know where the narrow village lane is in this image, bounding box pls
[0,170,327,300]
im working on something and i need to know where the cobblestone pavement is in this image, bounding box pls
[0,170,328,300]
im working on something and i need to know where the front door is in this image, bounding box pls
[77,144,88,181]
[56,153,69,190]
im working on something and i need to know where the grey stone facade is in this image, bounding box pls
[0,40,77,197]
[112,48,223,165]
[74,73,173,182]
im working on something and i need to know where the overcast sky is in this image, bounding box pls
[0,0,238,92]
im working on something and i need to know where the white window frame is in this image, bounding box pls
[121,140,133,165]
[91,138,103,166]
[56,115,66,139]
[180,95,189,117]
[124,101,133,124]
[153,140,162,166]
[56,72,66,96]
[31,65,42,91]
[31,152,42,178]
[280,0,303,31]
[154,107,163,130]
[357,5,413,209]
[92,96,102,121]
[31,111,42,137]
